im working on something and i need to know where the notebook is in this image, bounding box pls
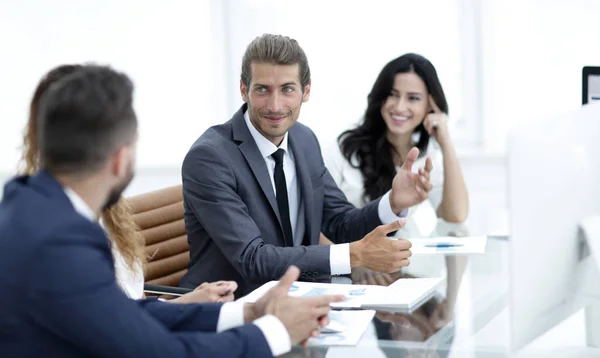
[360,277,444,313]
[237,277,444,313]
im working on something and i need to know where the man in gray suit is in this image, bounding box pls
[181,34,433,296]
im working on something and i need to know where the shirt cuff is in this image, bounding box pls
[378,190,408,224]
[329,243,351,275]
[216,302,245,332]
[253,314,291,356]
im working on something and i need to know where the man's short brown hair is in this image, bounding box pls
[241,34,311,91]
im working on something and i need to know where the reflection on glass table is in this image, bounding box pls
[288,222,500,355]
[288,216,600,358]
[292,221,506,357]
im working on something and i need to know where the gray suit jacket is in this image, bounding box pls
[180,104,382,295]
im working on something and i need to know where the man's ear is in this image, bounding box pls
[111,147,128,179]
[240,80,249,103]
[302,80,311,103]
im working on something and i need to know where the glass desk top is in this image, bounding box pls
[281,227,600,357]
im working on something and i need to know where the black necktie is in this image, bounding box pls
[271,149,293,247]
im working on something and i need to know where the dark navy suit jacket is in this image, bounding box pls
[0,171,272,358]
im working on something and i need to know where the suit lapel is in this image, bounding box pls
[288,132,313,246]
[232,105,283,232]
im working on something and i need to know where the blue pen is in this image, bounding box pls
[424,243,464,248]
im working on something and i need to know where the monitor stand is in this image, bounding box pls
[577,215,600,347]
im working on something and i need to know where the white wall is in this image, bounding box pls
[480,0,600,153]
[2,0,598,162]
[0,0,222,173]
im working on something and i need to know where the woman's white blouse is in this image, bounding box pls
[112,246,145,300]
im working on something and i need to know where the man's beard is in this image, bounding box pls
[102,165,135,211]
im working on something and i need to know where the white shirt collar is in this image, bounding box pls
[243,109,289,158]
[64,187,96,222]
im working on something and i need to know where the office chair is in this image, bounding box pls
[126,184,192,297]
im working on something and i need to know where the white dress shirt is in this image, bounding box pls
[64,187,291,356]
[243,111,302,242]
[244,111,406,275]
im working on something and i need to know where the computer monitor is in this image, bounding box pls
[582,66,600,105]
[507,102,600,352]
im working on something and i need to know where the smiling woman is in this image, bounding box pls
[322,53,469,255]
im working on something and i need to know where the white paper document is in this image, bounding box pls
[308,310,376,346]
[237,281,387,308]
[408,235,488,254]
[237,277,444,313]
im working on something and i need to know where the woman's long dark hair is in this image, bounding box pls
[339,53,449,202]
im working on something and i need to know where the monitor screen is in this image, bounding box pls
[587,74,600,104]
[582,66,600,104]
